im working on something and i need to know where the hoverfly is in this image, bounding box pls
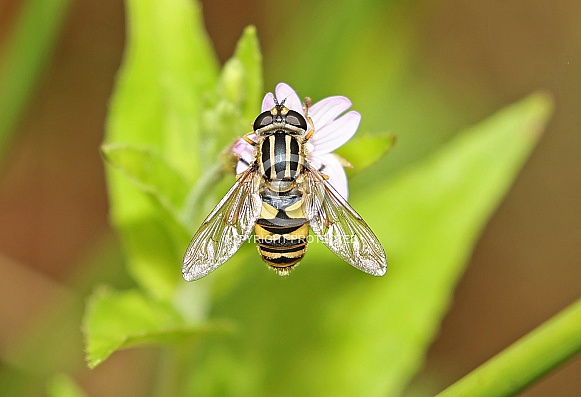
[182,93,387,281]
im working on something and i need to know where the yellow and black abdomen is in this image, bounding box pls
[254,193,309,275]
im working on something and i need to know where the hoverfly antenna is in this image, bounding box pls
[273,96,286,108]
[280,90,298,107]
[272,87,299,110]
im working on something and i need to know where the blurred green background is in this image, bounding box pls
[0,0,579,396]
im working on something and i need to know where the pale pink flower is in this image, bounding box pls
[231,82,361,199]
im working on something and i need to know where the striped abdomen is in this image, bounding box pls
[254,191,309,275]
[258,132,304,181]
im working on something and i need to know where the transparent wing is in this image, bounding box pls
[182,168,262,281]
[303,164,387,276]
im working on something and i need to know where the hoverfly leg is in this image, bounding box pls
[317,165,330,180]
[303,97,316,140]
[303,96,313,112]
[334,153,353,169]
[242,132,257,146]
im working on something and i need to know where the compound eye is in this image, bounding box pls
[253,112,273,131]
[285,110,307,130]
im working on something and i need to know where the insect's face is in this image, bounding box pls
[253,105,308,134]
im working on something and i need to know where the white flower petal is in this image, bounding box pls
[275,83,304,115]
[231,137,255,175]
[236,161,250,174]
[261,92,275,112]
[231,136,255,160]
[310,153,349,200]
[310,110,361,154]
[309,96,352,129]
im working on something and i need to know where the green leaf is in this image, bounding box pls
[0,0,71,161]
[314,92,553,397]
[104,0,219,298]
[47,374,87,397]
[83,288,230,369]
[101,143,190,224]
[335,132,396,176]
[108,0,219,178]
[194,92,553,396]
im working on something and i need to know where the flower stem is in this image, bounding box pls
[179,161,226,230]
[436,297,581,397]
[152,344,195,397]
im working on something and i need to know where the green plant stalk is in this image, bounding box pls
[179,160,226,229]
[0,0,71,159]
[152,343,197,397]
[437,298,581,397]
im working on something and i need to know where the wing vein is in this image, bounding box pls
[303,164,387,276]
[182,167,261,281]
